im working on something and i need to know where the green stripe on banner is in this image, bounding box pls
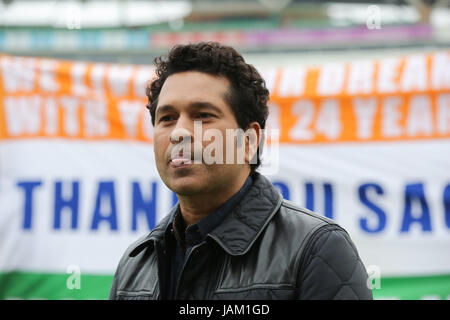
[373,274,450,300]
[0,271,449,300]
[0,271,113,300]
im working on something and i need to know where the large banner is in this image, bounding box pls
[0,52,449,299]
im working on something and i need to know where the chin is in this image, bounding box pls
[167,177,205,196]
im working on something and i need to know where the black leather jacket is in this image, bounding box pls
[109,173,373,300]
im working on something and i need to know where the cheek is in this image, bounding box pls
[153,132,169,160]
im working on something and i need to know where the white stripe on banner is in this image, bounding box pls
[0,139,450,277]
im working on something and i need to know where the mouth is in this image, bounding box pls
[169,157,193,168]
[168,149,195,168]
[167,145,205,168]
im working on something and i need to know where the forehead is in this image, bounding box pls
[157,71,230,108]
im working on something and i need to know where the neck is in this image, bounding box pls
[177,169,250,227]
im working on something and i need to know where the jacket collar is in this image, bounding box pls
[207,172,282,255]
[129,172,282,257]
[128,205,176,257]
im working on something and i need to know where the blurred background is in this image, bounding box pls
[0,0,450,300]
[1,0,449,62]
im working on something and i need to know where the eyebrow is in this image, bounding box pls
[155,101,225,117]
[155,104,176,117]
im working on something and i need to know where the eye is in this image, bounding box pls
[197,113,213,119]
[159,115,175,123]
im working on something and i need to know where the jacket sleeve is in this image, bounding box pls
[108,234,152,300]
[108,246,129,300]
[108,263,120,300]
[297,226,373,300]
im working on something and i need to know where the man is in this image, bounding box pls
[109,42,373,300]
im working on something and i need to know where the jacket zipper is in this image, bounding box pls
[155,240,168,300]
[173,242,205,299]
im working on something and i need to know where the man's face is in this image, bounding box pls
[153,71,251,196]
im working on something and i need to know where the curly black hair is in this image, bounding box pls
[145,41,270,172]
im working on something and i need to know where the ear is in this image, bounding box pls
[244,122,261,165]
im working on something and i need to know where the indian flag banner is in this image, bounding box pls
[0,52,449,300]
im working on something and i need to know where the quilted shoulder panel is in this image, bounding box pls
[298,228,373,300]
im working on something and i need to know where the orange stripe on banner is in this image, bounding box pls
[270,92,450,143]
[0,52,449,143]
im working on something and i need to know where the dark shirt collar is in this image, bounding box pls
[168,175,253,248]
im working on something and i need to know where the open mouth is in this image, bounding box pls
[168,147,202,168]
[170,158,193,167]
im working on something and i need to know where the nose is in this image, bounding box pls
[169,115,194,145]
